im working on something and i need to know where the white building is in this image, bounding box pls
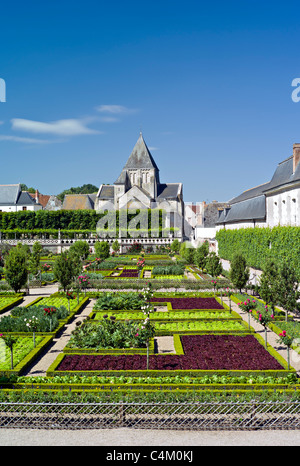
[0,184,42,212]
[216,142,300,230]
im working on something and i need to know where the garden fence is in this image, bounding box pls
[1,400,300,430]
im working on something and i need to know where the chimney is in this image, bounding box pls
[293,143,300,173]
[35,189,39,203]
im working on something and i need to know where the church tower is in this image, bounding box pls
[114,132,160,204]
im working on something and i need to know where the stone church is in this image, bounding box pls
[95,133,184,220]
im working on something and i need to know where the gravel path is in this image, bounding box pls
[1,427,300,446]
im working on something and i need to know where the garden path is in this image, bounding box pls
[22,297,96,376]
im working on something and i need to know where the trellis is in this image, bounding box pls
[1,400,300,430]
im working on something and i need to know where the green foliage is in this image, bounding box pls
[216,226,300,274]
[68,317,154,349]
[94,241,110,259]
[94,292,145,310]
[194,241,209,270]
[205,252,222,278]
[28,241,43,277]
[53,251,80,291]
[170,239,180,253]
[112,240,120,253]
[4,245,28,292]
[152,264,185,276]
[259,259,279,312]
[0,304,68,332]
[275,261,300,317]
[69,240,90,261]
[229,253,250,292]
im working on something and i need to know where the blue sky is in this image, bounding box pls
[0,0,300,202]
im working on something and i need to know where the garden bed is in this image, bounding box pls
[150,297,224,309]
[0,295,24,315]
[0,334,53,376]
[51,334,286,373]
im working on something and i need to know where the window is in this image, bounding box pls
[22,206,27,211]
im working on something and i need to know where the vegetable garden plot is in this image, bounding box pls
[0,296,24,314]
[151,297,224,309]
[93,310,239,320]
[116,269,139,278]
[0,336,44,371]
[56,335,284,372]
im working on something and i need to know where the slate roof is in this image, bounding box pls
[62,194,96,210]
[97,185,115,199]
[0,184,38,206]
[124,133,159,170]
[228,181,270,205]
[263,155,300,193]
[216,153,300,224]
[157,183,182,200]
[17,191,38,206]
[0,184,20,205]
[217,195,266,224]
[114,133,159,184]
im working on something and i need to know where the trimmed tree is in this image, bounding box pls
[229,253,249,292]
[259,258,279,314]
[275,261,300,322]
[206,252,222,279]
[194,241,209,270]
[53,251,79,292]
[94,241,110,259]
[4,246,28,292]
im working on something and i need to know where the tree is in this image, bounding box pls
[206,252,222,279]
[184,246,195,265]
[4,246,28,292]
[0,334,17,369]
[112,240,120,254]
[259,259,279,314]
[229,253,249,292]
[194,241,209,270]
[28,241,43,278]
[69,241,90,261]
[170,239,180,254]
[53,251,79,292]
[94,241,110,259]
[275,261,300,322]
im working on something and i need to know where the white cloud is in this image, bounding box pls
[11,118,101,136]
[99,116,119,123]
[96,105,137,114]
[0,135,58,144]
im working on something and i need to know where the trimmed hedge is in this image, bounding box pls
[216,226,300,273]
